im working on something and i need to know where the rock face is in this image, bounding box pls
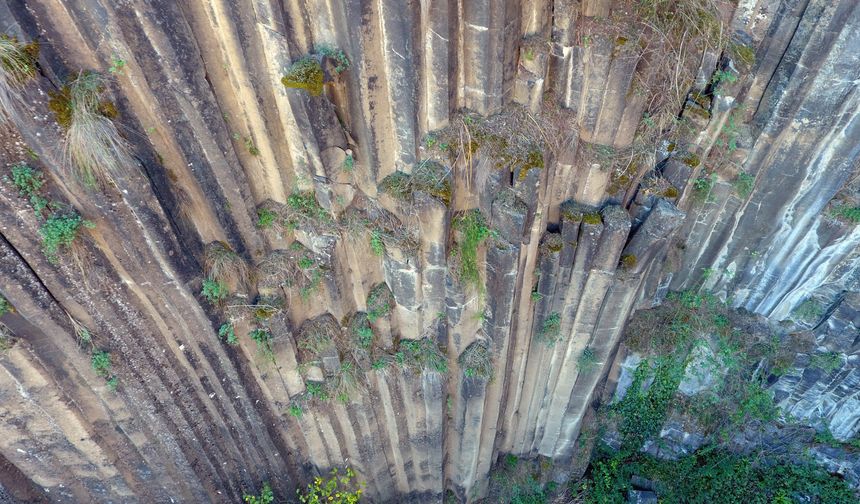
[0,0,857,503]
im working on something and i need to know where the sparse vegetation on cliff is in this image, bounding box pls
[298,467,363,504]
[39,211,94,263]
[459,340,493,380]
[366,283,393,323]
[400,338,448,374]
[0,295,12,317]
[0,35,39,122]
[9,163,49,215]
[201,278,228,304]
[281,57,324,96]
[204,241,250,292]
[452,210,493,292]
[51,71,132,187]
[537,312,562,345]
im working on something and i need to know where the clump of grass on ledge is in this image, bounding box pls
[9,163,49,216]
[459,340,493,380]
[281,57,324,96]
[400,338,448,375]
[285,190,333,230]
[52,71,132,187]
[378,160,452,206]
[257,246,327,302]
[536,312,562,345]
[452,210,493,292]
[0,35,39,123]
[297,316,338,357]
[366,283,394,323]
[39,211,94,263]
[204,241,250,292]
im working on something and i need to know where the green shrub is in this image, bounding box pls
[369,230,384,256]
[453,210,492,292]
[614,357,684,453]
[201,278,228,304]
[281,57,324,96]
[91,350,112,378]
[306,381,329,401]
[582,447,856,504]
[218,322,237,345]
[297,467,363,504]
[830,204,860,224]
[793,298,823,324]
[318,46,350,74]
[249,328,274,359]
[692,173,717,202]
[733,171,754,198]
[400,338,448,374]
[366,283,393,322]
[537,312,562,345]
[810,351,842,374]
[286,190,331,228]
[0,295,11,316]
[578,347,599,374]
[288,402,303,419]
[39,211,94,262]
[256,208,278,229]
[10,163,49,215]
[243,482,274,504]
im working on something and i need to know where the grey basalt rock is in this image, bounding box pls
[621,199,685,274]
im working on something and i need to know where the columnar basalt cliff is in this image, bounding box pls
[0,0,858,502]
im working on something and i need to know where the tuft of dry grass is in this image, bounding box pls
[62,72,134,187]
[0,36,38,123]
[204,241,251,292]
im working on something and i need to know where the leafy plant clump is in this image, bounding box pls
[249,328,274,360]
[281,57,324,96]
[39,211,94,263]
[286,191,332,229]
[319,46,350,74]
[459,341,493,380]
[378,161,452,206]
[218,322,238,345]
[578,346,600,374]
[366,283,394,323]
[400,338,449,374]
[201,278,228,304]
[452,210,492,292]
[536,312,562,345]
[10,163,49,215]
[91,349,117,389]
[297,467,364,504]
[256,207,278,229]
[830,204,860,224]
[582,446,856,504]
[0,295,12,316]
[613,356,685,454]
[732,171,754,198]
[243,482,274,504]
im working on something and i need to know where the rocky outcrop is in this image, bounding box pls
[0,0,858,502]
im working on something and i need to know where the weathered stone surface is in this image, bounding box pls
[0,0,858,502]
